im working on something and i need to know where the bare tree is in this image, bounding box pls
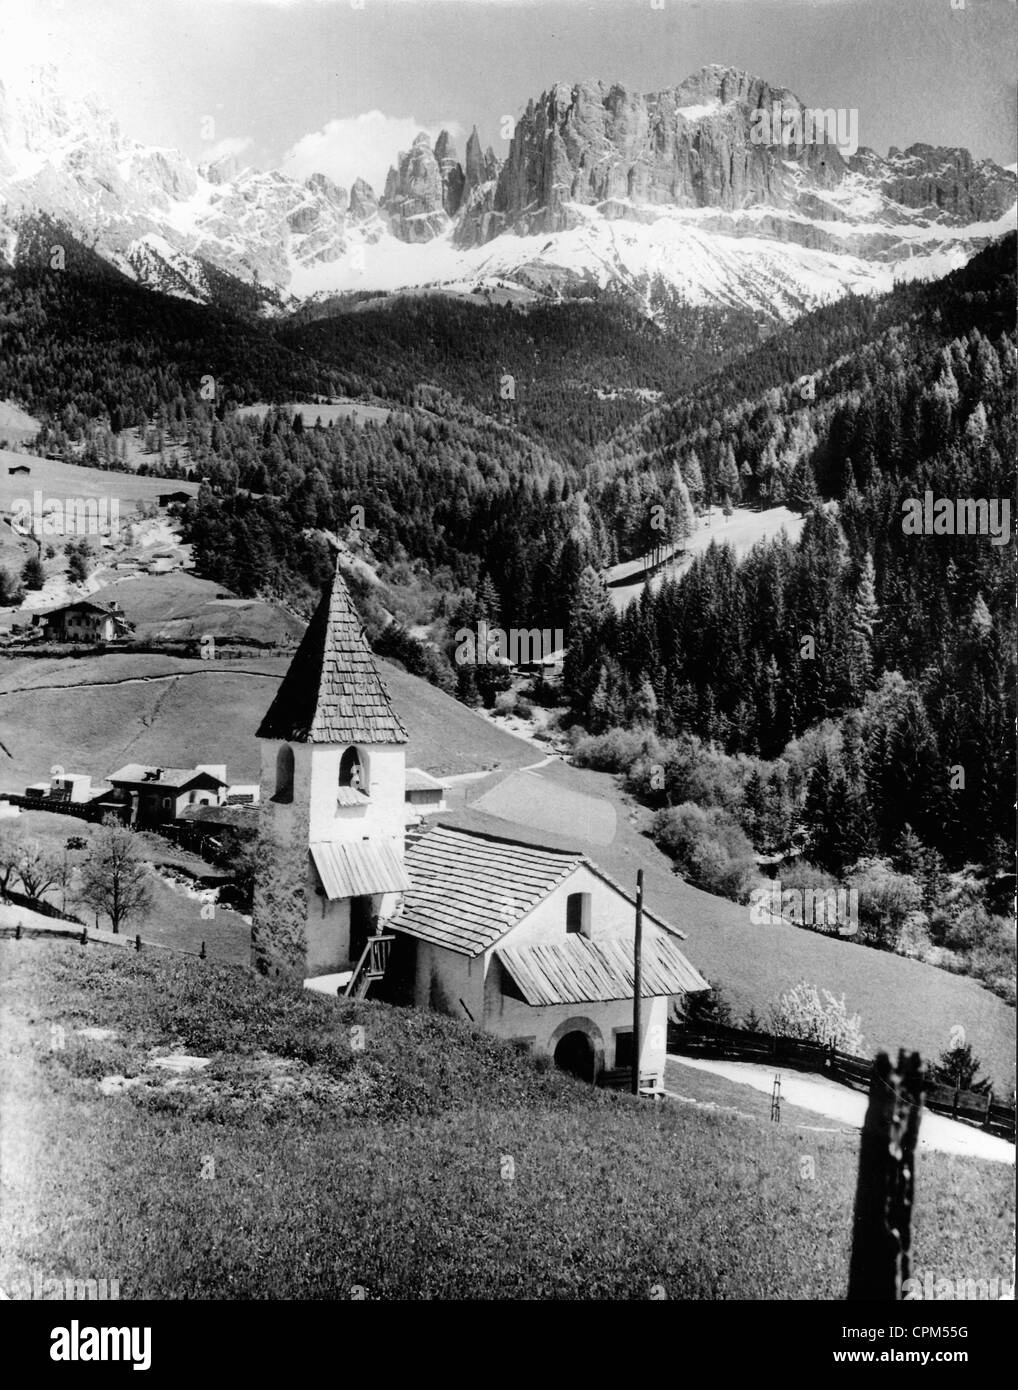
[15,838,61,904]
[77,822,154,934]
[0,826,23,899]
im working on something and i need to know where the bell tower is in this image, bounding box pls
[252,558,410,980]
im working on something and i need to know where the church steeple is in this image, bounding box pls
[252,558,410,982]
[257,557,408,745]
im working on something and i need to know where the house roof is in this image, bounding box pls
[496,934,709,1007]
[42,600,120,619]
[395,822,586,955]
[405,768,446,792]
[412,809,687,943]
[256,558,408,746]
[310,840,412,899]
[107,764,227,790]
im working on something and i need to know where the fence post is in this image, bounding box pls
[983,1089,993,1132]
[14,922,21,940]
[135,934,142,952]
[847,1049,925,1300]
[80,927,88,946]
[199,941,206,961]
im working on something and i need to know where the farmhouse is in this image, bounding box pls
[106,763,229,826]
[33,599,131,643]
[252,559,708,1087]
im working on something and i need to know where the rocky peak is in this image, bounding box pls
[304,171,348,212]
[348,176,378,222]
[433,128,465,216]
[382,129,462,240]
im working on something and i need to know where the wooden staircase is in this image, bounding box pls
[343,933,395,999]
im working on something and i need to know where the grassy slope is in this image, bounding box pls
[0,652,536,788]
[90,573,305,646]
[456,761,1018,1093]
[0,450,199,513]
[1,646,1011,1088]
[1,941,1012,1301]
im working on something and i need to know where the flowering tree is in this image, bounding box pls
[771,979,866,1057]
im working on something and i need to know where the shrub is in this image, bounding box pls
[652,802,757,902]
[571,726,662,773]
[930,1042,991,1094]
[846,857,924,950]
[493,691,517,716]
[770,979,866,1056]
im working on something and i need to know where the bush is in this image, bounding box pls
[571,726,662,773]
[846,857,924,950]
[651,802,757,902]
[493,691,517,716]
[770,980,866,1057]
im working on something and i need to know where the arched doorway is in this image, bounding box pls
[553,1030,597,1083]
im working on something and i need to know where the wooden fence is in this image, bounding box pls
[669,1019,1015,1141]
[0,915,215,964]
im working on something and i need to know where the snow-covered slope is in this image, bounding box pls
[0,64,1014,322]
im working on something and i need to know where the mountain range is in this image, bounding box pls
[1,63,1014,321]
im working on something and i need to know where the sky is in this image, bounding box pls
[1,0,1015,192]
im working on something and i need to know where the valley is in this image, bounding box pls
[0,3,1014,1318]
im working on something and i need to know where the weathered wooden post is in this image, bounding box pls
[199,940,206,961]
[847,1050,925,1300]
[632,869,643,1097]
[135,934,142,952]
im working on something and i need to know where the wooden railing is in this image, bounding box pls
[343,934,395,999]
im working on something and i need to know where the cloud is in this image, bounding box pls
[283,111,462,194]
[204,135,254,163]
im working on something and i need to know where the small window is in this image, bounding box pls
[339,746,364,791]
[274,744,294,803]
[566,891,590,936]
[614,1030,635,1070]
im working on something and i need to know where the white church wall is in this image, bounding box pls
[481,963,669,1083]
[307,742,406,854]
[494,864,657,948]
[307,893,352,975]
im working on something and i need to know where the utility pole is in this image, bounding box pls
[632,869,643,1096]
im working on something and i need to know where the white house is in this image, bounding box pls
[252,559,708,1089]
[404,767,447,820]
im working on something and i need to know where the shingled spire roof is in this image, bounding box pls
[257,559,408,745]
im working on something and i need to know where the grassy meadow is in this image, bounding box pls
[1,940,1013,1300]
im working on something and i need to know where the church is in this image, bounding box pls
[252,559,708,1089]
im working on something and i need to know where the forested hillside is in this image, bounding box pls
[280,289,763,466]
[0,236,1013,1003]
